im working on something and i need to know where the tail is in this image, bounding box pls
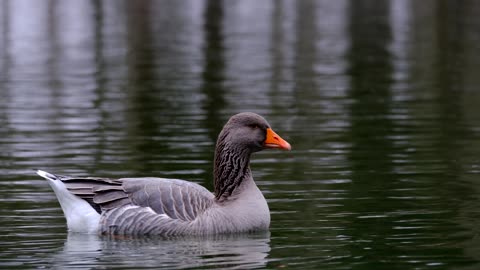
[37,170,100,233]
[36,169,60,181]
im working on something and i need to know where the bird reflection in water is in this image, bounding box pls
[51,232,271,269]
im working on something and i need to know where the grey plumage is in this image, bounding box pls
[38,112,290,236]
[49,175,215,235]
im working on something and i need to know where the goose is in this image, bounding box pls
[37,112,291,236]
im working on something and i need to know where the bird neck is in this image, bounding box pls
[213,141,252,202]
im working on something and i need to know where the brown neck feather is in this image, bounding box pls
[213,137,251,201]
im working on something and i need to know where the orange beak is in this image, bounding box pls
[264,128,291,150]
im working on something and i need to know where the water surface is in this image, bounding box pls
[2,0,480,269]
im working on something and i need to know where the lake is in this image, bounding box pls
[2,0,480,269]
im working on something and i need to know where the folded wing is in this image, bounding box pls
[56,175,214,222]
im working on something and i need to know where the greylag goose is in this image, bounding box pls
[37,112,291,236]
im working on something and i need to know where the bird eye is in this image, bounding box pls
[249,124,259,129]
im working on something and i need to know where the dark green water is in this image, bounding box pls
[2,0,480,269]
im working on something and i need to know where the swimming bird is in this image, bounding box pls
[37,112,291,236]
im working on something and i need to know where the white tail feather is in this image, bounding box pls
[37,170,100,233]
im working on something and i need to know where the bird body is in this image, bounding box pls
[38,112,290,236]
